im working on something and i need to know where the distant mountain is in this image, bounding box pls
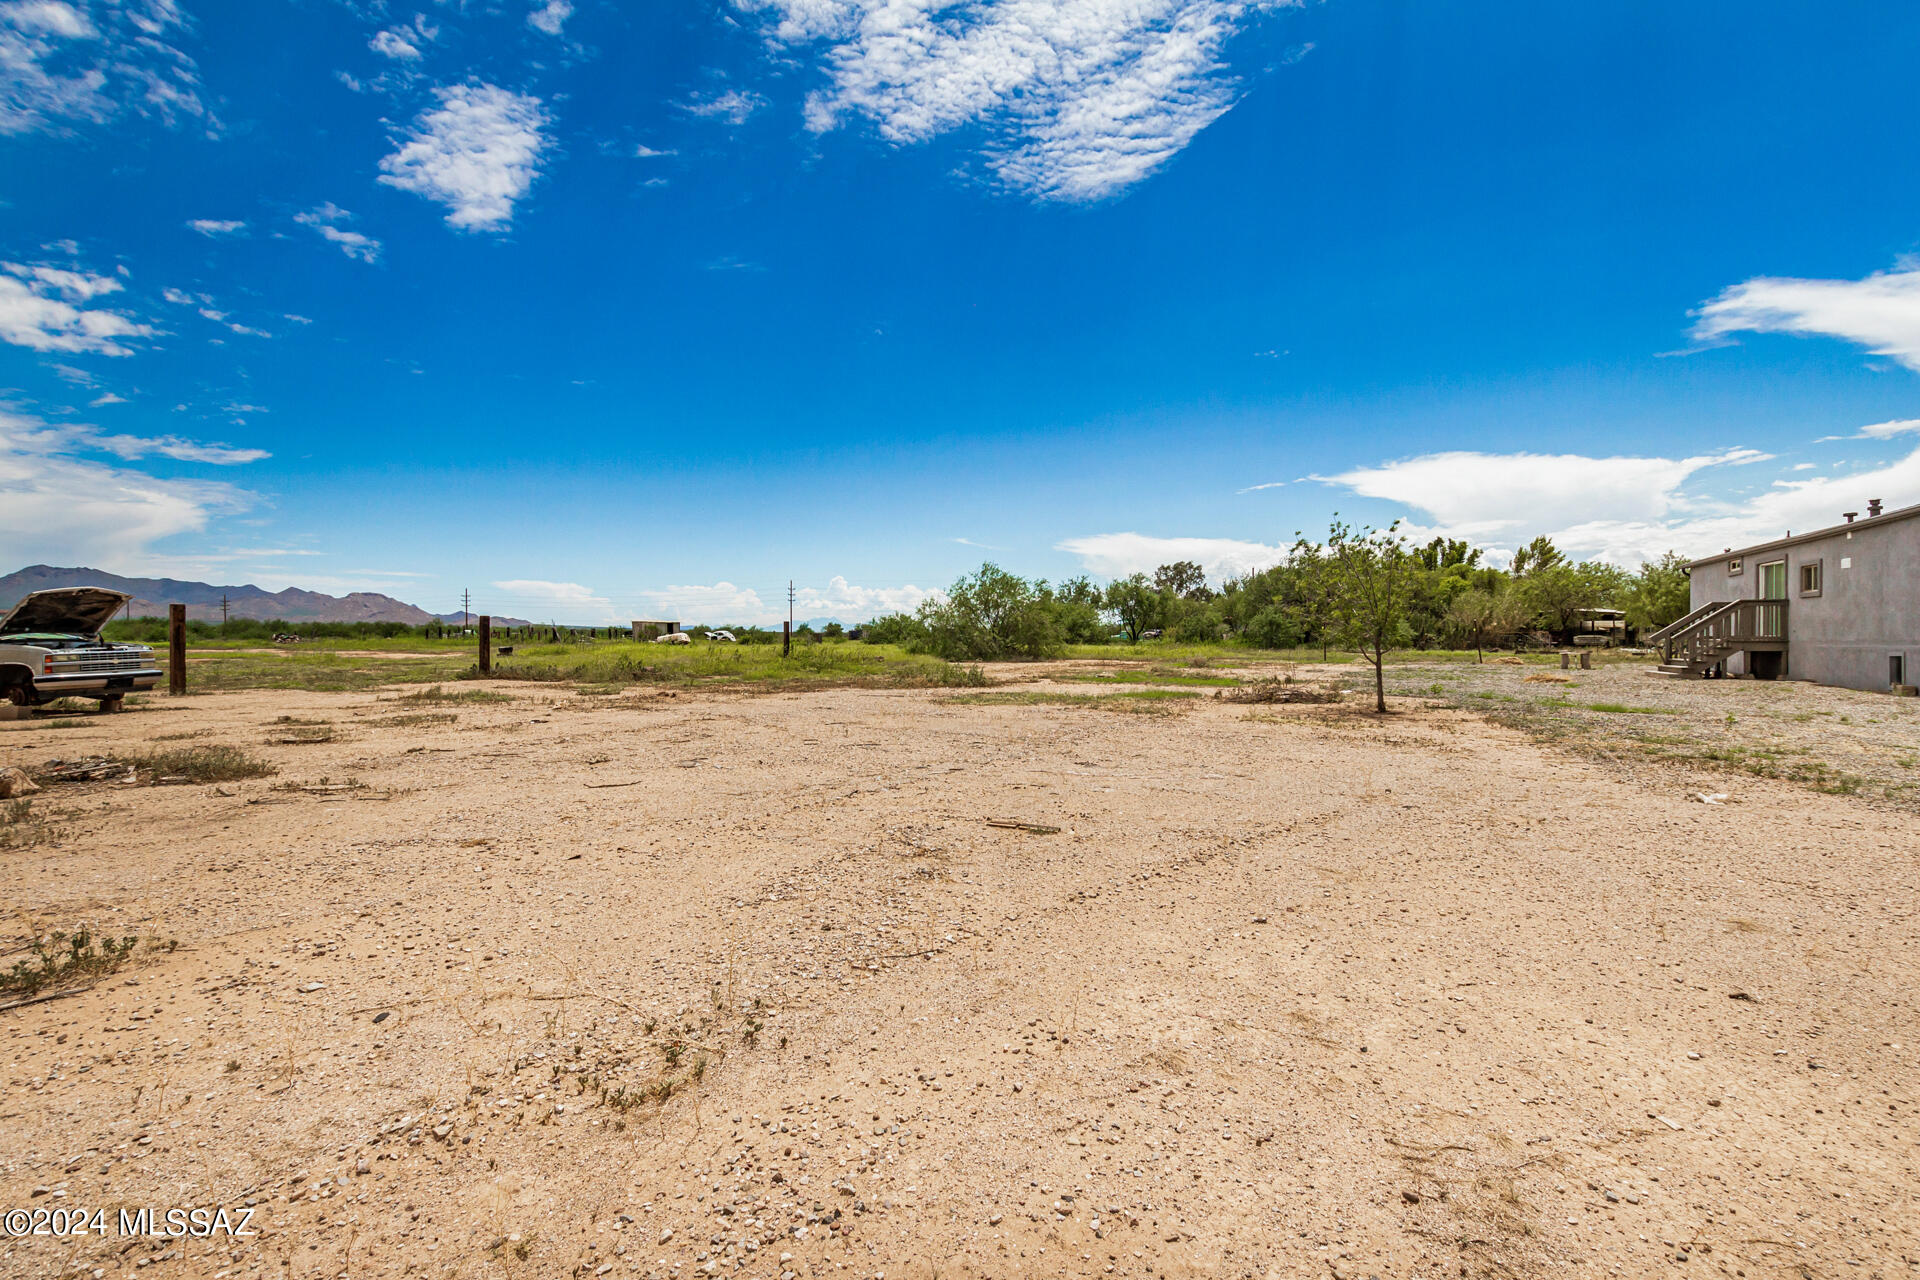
[0,564,447,625]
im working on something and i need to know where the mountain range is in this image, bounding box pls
[0,565,532,627]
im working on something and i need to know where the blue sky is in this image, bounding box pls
[4,0,1920,624]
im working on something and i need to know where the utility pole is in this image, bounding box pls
[462,588,472,630]
[220,593,230,628]
[785,580,795,657]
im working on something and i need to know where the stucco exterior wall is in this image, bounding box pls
[1689,516,1920,692]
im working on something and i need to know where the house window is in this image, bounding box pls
[1758,560,1787,600]
[1727,558,1743,575]
[1799,560,1822,596]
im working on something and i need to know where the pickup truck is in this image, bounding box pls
[0,588,162,712]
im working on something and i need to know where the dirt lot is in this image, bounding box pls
[2,667,1916,1280]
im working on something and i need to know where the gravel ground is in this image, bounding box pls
[1,673,1916,1280]
[1367,656,1920,807]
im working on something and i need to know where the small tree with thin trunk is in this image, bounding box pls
[1323,518,1413,713]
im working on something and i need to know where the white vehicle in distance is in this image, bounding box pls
[706,630,738,643]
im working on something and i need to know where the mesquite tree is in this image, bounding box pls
[1323,518,1414,713]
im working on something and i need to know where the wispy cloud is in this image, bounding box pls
[1235,480,1286,493]
[490,578,617,622]
[295,203,381,263]
[636,576,937,625]
[0,408,257,570]
[1321,448,1771,541]
[1692,259,1920,372]
[1814,417,1920,443]
[88,391,127,406]
[370,27,421,60]
[0,259,153,355]
[187,218,247,237]
[737,0,1291,200]
[1056,533,1287,579]
[1312,443,1919,566]
[379,83,551,231]
[0,0,215,137]
[527,0,572,36]
[681,87,763,126]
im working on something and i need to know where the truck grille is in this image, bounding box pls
[45,649,155,674]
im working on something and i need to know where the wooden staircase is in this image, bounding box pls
[1645,598,1788,678]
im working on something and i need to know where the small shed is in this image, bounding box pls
[631,619,682,641]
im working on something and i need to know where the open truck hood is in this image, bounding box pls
[0,587,133,637]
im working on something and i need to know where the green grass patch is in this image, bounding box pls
[470,641,986,691]
[2,928,162,1000]
[1581,702,1680,716]
[1059,670,1243,688]
[183,650,470,692]
[113,745,278,783]
[398,684,514,704]
[946,689,1199,713]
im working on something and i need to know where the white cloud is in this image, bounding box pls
[88,391,126,406]
[89,431,268,464]
[369,27,421,60]
[636,576,938,625]
[5,1,92,38]
[682,87,763,126]
[527,0,571,36]
[1814,417,1920,443]
[1322,448,1771,541]
[738,0,1290,200]
[379,83,551,231]
[1692,261,1920,372]
[187,218,247,236]
[632,144,676,157]
[1235,480,1286,493]
[1055,533,1286,580]
[295,203,381,263]
[0,408,256,570]
[0,260,152,354]
[1314,442,1920,566]
[490,579,619,622]
[0,0,212,136]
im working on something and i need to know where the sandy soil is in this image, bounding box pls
[1,672,1916,1280]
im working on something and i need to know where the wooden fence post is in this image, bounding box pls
[1579,650,1592,670]
[1560,651,1570,670]
[783,620,791,658]
[168,604,187,696]
[479,615,491,676]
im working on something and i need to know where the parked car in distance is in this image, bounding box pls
[652,631,692,645]
[1142,629,1164,640]
[707,630,738,643]
[0,588,161,712]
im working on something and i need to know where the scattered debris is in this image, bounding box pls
[1694,792,1729,805]
[0,766,39,798]
[31,757,129,784]
[984,818,1061,835]
[1220,680,1342,705]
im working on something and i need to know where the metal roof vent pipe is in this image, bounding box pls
[1844,511,1857,523]
[1867,498,1883,517]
